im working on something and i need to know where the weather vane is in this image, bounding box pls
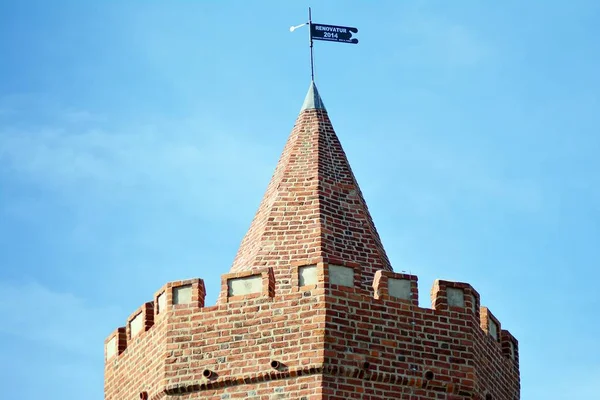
[290,7,359,82]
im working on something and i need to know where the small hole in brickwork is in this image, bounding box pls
[424,371,434,380]
[362,361,370,369]
[270,360,281,370]
[139,392,148,400]
[202,369,213,379]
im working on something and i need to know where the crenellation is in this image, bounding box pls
[319,270,518,397]
[372,270,418,306]
[127,301,154,340]
[220,268,275,302]
[430,280,481,316]
[104,82,519,399]
[500,330,519,369]
[292,261,325,291]
[480,307,501,343]
[104,326,126,362]
[155,279,206,319]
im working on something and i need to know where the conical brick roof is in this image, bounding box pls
[230,81,392,291]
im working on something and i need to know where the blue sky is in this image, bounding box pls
[1,1,599,398]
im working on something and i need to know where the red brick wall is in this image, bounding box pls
[229,109,392,294]
[105,273,328,399]
[104,266,519,399]
[104,93,519,399]
[104,310,167,399]
[320,272,519,399]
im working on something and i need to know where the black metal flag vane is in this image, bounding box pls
[290,7,359,81]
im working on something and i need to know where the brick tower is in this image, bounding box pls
[104,82,520,399]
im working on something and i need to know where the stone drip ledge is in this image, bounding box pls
[161,363,473,397]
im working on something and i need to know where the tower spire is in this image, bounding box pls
[230,82,392,291]
[300,80,326,111]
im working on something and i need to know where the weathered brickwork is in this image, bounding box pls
[230,107,392,293]
[105,274,328,399]
[104,82,520,399]
[320,274,519,399]
[104,266,519,399]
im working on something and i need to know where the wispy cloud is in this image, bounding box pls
[0,99,279,312]
[0,293,104,399]
[346,131,545,219]
[0,280,120,358]
[0,106,274,221]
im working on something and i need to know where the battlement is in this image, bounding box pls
[104,263,519,400]
[103,81,520,399]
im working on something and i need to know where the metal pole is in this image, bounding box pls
[309,7,314,82]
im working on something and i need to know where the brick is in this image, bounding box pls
[103,83,519,400]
